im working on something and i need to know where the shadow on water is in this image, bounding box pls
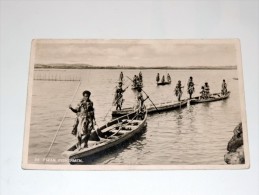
[70,127,147,165]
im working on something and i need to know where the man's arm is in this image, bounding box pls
[69,104,79,113]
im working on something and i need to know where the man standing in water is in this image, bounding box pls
[69,90,96,150]
[187,76,195,99]
[113,81,128,110]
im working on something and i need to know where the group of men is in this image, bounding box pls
[132,72,143,88]
[69,72,148,150]
[156,73,171,83]
[69,72,228,150]
[174,77,228,101]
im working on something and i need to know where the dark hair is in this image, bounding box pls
[82,90,91,97]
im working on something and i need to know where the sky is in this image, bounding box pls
[34,40,238,67]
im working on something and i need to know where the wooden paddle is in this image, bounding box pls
[126,76,160,113]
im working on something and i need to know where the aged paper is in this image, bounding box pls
[22,39,249,170]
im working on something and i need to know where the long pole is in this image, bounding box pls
[44,81,81,162]
[126,76,160,113]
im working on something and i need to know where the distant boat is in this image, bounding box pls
[232,77,238,80]
[157,81,171,86]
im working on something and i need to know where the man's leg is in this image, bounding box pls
[72,118,79,135]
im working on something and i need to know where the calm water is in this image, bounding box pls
[29,69,241,165]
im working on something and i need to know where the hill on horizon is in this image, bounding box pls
[34,63,237,70]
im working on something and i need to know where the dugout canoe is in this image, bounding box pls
[157,81,171,86]
[189,91,230,105]
[111,99,188,117]
[62,107,147,161]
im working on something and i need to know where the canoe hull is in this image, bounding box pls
[157,81,171,86]
[63,109,147,161]
[112,100,188,117]
[190,91,230,105]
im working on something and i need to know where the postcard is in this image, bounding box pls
[22,39,249,170]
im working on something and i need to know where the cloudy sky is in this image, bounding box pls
[34,40,238,67]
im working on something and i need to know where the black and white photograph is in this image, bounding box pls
[22,39,249,170]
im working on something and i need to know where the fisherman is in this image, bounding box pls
[187,76,195,99]
[175,80,184,101]
[204,82,210,98]
[167,73,171,83]
[161,75,165,83]
[200,86,206,99]
[119,71,124,82]
[221,79,228,95]
[113,81,128,110]
[156,73,160,83]
[69,90,96,150]
[134,87,149,120]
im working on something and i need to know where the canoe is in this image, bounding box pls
[189,91,230,105]
[157,81,171,86]
[111,99,188,117]
[63,107,147,161]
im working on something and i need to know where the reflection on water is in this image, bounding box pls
[29,69,241,165]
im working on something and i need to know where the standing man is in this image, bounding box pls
[204,82,210,98]
[69,90,96,150]
[119,71,124,83]
[175,80,184,101]
[187,76,195,99]
[139,71,143,83]
[167,73,171,83]
[113,81,128,110]
[156,73,160,83]
[221,79,228,95]
[134,87,149,119]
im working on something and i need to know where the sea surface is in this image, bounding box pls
[28,69,241,165]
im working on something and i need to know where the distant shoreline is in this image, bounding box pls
[35,64,237,70]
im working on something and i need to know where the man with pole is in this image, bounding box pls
[113,81,128,110]
[69,90,96,150]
